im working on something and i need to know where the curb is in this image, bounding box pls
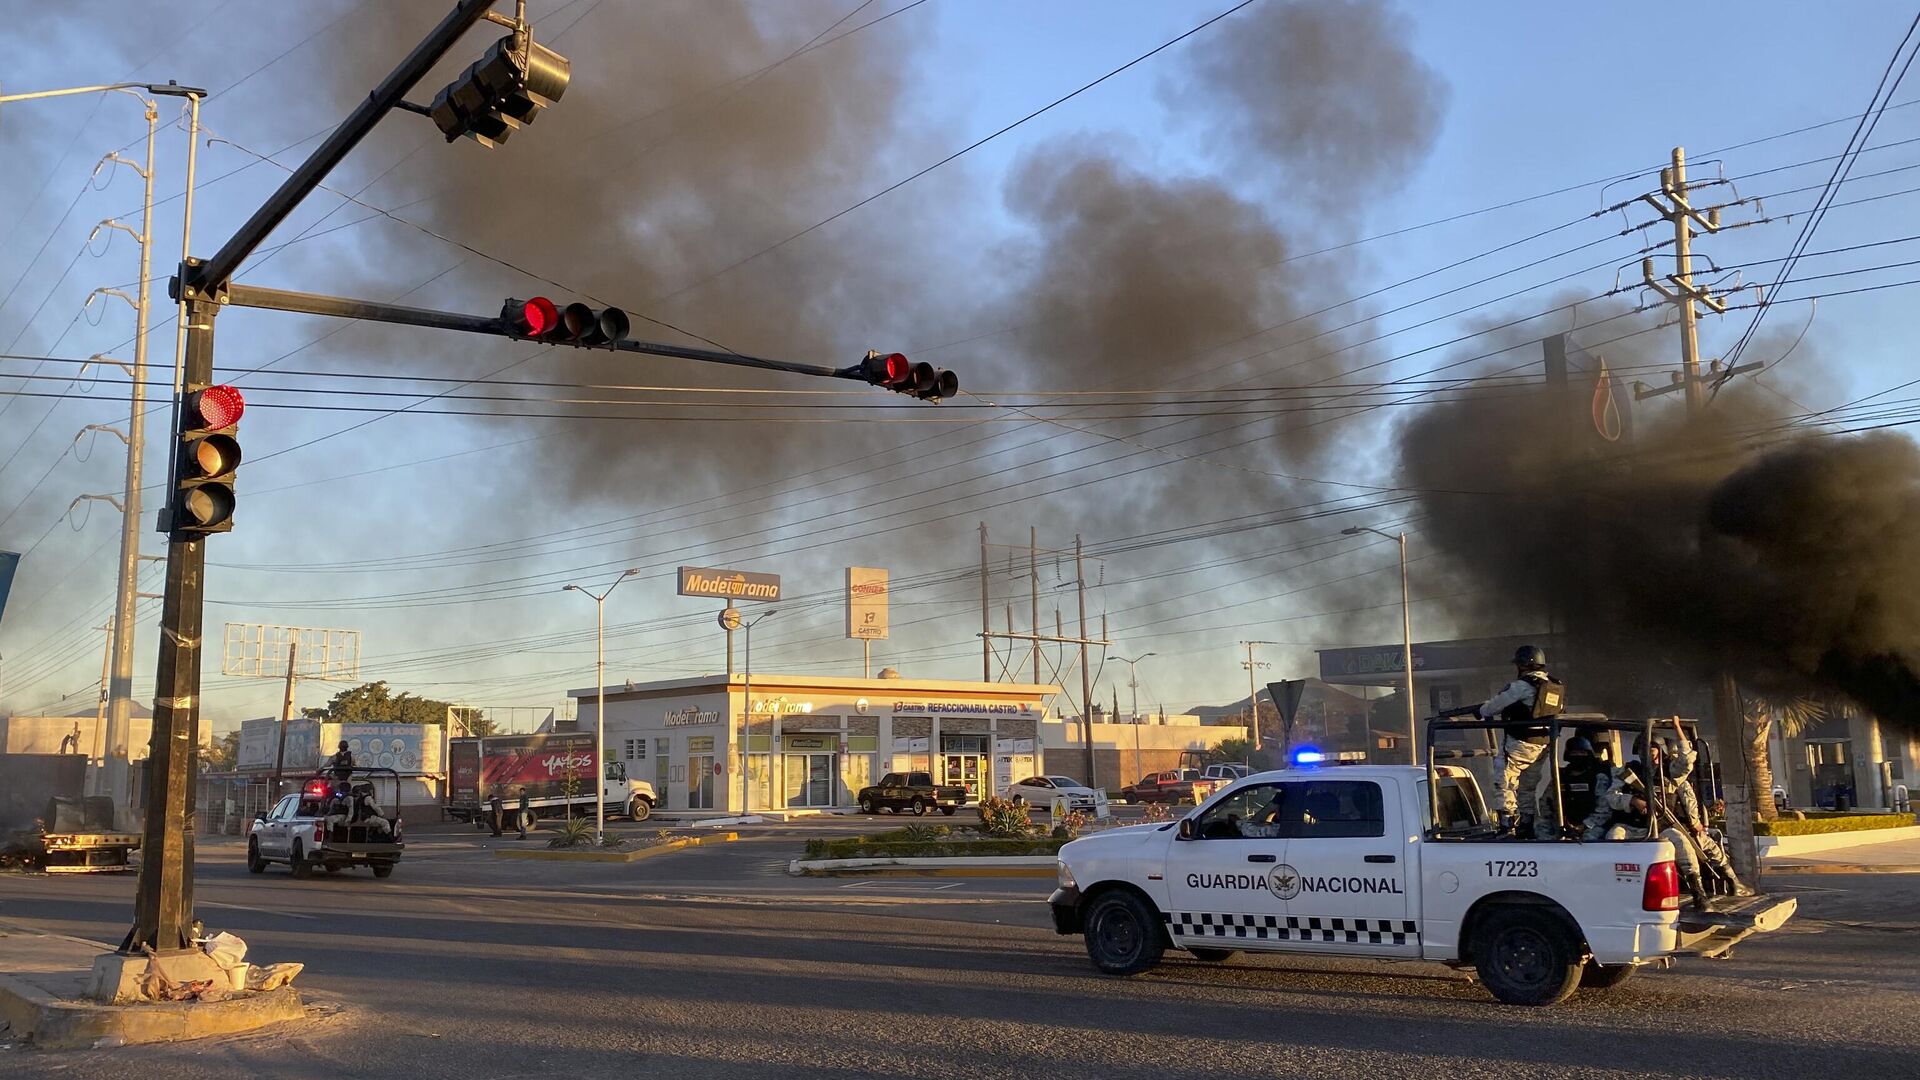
[788,855,1056,878]
[495,832,739,863]
[0,972,303,1050]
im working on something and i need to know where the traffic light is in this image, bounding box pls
[847,350,958,402]
[500,297,630,347]
[429,33,572,149]
[170,383,243,536]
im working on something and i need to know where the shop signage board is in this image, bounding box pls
[846,567,889,640]
[677,566,780,602]
[888,700,1040,718]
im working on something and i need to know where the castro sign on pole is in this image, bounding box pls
[677,565,781,602]
[847,567,889,640]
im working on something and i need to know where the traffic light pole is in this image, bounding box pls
[126,291,219,954]
[126,0,498,957]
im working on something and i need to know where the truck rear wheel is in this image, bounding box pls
[1083,889,1165,976]
[371,861,395,879]
[911,798,928,816]
[1473,906,1582,1006]
[518,809,538,833]
[289,840,313,879]
[628,797,652,822]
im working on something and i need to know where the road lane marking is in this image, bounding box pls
[198,900,317,920]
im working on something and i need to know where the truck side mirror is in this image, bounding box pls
[1176,818,1196,840]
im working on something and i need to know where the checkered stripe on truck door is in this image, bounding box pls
[1163,911,1418,946]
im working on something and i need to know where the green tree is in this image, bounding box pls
[203,730,240,771]
[1206,737,1253,765]
[302,681,480,728]
[1736,690,1826,824]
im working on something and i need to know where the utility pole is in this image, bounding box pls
[1075,535,1095,787]
[979,523,992,681]
[1030,527,1040,686]
[1641,146,1759,885]
[1114,653,1154,780]
[269,638,299,799]
[563,568,638,845]
[1240,641,1273,753]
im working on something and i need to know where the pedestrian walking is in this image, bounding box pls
[488,790,505,837]
[517,786,530,838]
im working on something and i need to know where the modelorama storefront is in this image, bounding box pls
[569,675,1058,813]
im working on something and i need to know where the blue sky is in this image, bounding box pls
[1,1,1914,732]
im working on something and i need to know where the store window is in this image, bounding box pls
[624,738,646,761]
[842,735,877,806]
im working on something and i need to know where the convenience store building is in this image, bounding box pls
[569,674,1057,814]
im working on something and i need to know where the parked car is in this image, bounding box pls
[857,771,968,816]
[1202,763,1250,782]
[1119,769,1221,805]
[1001,775,1101,811]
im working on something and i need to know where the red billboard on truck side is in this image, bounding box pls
[447,733,598,806]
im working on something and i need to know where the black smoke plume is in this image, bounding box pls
[1394,318,1920,733]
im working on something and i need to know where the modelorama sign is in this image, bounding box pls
[665,707,721,727]
[677,565,780,601]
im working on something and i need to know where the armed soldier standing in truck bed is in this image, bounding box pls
[1476,645,1567,836]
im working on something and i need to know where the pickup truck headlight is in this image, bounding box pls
[1057,861,1077,889]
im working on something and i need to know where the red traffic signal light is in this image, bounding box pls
[169,384,244,536]
[861,351,912,390]
[848,350,956,401]
[501,297,629,347]
[503,296,560,337]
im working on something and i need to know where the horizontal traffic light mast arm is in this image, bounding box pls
[220,281,861,382]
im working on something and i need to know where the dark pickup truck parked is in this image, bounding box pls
[856,771,968,816]
[1118,769,1222,806]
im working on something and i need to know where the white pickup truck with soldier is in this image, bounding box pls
[1049,696,1796,1006]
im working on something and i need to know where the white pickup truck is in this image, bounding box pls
[1049,761,1796,1005]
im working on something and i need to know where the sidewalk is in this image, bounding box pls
[1765,834,1920,874]
[0,922,303,1049]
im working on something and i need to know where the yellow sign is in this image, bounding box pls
[847,567,889,640]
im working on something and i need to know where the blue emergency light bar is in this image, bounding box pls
[1291,748,1368,766]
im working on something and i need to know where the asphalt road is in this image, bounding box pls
[2,821,1917,1079]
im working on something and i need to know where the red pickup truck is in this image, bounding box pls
[1119,769,1221,805]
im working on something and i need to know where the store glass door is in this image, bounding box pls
[943,754,984,800]
[784,753,835,807]
[688,755,715,809]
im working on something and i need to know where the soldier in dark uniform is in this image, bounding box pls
[516,787,531,839]
[488,790,505,837]
[1537,736,1609,839]
[327,740,355,784]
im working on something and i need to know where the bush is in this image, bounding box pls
[1050,809,1089,840]
[1140,801,1173,824]
[1755,812,1915,837]
[901,823,953,843]
[975,796,1035,839]
[802,830,1067,860]
[546,816,594,848]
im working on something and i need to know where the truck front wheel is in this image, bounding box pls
[628,797,652,822]
[246,840,266,874]
[1473,906,1582,1006]
[1082,889,1165,976]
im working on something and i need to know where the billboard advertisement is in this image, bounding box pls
[237,717,320,771]
[237,719,438,775]
[322,723,439,774]
[846,567,889,640]
[677,565,780,601]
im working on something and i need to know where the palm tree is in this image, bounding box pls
[1736,690,1825,823]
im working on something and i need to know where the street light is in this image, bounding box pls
[739,610,777,814]
[562,568,639,845]
[1113,653,1155,785]
[1343,526,1416,763]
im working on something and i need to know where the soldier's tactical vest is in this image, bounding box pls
[1559,758,1607,823]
